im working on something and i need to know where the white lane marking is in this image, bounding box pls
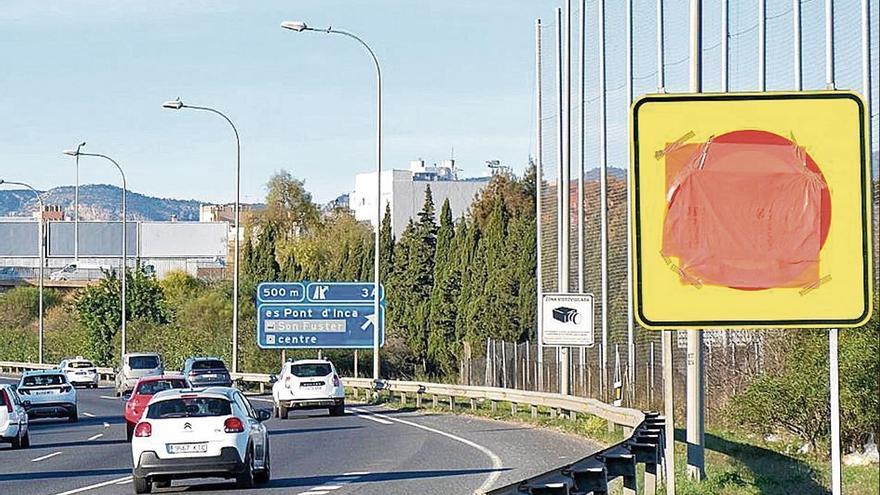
[298,492,330,495]
[349,407,393,425]
[342,471,370,476]
[102,422,110,428]
[318,485,342,490]
[82,412,96,418]
[52,476,132,495]
[31,451,62,462]
[99,395,118,400]
[354,407,504,493]
[87,433,103,441]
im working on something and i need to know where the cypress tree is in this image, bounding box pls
[428,199,460,376]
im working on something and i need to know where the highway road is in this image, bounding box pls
[0,376,600,495]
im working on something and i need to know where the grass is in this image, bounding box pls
[347,387,879,495]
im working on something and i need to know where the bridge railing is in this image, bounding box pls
[0,361,664,494]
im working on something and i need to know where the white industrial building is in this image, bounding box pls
[351,159,491,236]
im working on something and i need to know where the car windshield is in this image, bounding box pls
[67,361,94,369]
[137,379,188,395]
[22,374,66,387]
[146,397,231,419]
[128,356,160,369]
[192,360,226,370]
[290,363,332,377]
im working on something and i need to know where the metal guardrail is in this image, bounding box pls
[0,361,664,494]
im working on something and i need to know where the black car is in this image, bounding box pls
[181,357,233,388]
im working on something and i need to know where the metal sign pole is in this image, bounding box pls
[598,0,609,400]
[535,18,545,391]
[830,328,842,495]
[686,0,706,482]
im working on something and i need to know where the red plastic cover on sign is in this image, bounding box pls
[661,130,829,290]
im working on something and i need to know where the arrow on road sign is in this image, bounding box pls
[361,313,377,331]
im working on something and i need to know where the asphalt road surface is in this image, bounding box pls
[0,376,600,495]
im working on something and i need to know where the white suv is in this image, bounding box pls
[271,359,345,418]
[0,384,30,449]
[17,370,78,422]
[130,387,271,493]
[59,357,99,388]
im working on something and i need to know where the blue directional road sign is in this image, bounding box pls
[256,281,384,349]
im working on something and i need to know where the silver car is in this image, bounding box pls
[116,353,164,396]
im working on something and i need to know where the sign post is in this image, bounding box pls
[257,282,385,350]
[631,91,874,486]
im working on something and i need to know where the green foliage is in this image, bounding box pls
[74,267,168,366]
[0,286,62,329]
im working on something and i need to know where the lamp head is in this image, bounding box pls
[62,149,79,156]
[162,98,184,110]
[0,180,5,185]
[281,21,308,32]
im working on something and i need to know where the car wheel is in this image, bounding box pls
[235,447,255,489]
[133,475,152,494]
[11,428,22,449]
[330,401,345,416]
[68,408,78,423]
[21,429,30,448]
[126,422,135,442]
[254,441,270,484]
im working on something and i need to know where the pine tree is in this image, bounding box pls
[428,199,460,376]
[379,203,394,281]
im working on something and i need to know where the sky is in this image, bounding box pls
[0,1,877,204]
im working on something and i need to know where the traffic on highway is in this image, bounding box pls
[0,357,599,495]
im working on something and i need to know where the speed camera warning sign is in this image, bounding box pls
[631,91,873,329]
[542,293,595,346]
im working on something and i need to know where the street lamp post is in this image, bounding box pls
[162,99,242,374]
[281,20,383,381]
[73,141,86,263]
[63,149,128,360]
[0,179,45,363]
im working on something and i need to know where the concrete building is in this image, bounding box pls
[351,159,490,236]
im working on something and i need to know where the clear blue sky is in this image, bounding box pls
[1,1,876,204]
[0,0,560,204]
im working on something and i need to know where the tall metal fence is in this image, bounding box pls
[513,0,878,421]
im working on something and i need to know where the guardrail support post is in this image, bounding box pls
[511,402,518,415]
[259,383,265,394]
[531,405,538,418]
[644,462,657,495]
[416,393,422,408]
[550,408,557,419]
[569,410,577,421]
[470,398,477,411]
[622,425,633,437]
[432,394,438,408]
[400,391,407,406]
[491,400,498,413]
[449,395,455,411]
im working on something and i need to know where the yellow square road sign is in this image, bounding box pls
[630,91,873,329]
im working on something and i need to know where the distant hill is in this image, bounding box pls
[0,184,204,221]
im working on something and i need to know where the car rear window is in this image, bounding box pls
[290,363,332,377]
[128,355,160,369]
[192,360,226,370]
[137,379,188,395]
[0,390,6,406]
[22,374,66,387]
[146,397,231,418]
[68,361,94,369]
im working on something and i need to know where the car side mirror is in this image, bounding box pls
[257,409,272,422]
[269,375,278,384]
[22,400,31,408]
[10,384,17,392]
[121,392,132,402]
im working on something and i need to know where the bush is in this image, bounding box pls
[0,286,62,329]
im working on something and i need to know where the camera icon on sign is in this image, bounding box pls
[552,306,581,325]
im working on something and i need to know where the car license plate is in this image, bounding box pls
[167,443,208,454]
[34,390,53,395]
[76,371,87,375]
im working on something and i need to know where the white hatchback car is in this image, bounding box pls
[59,357,99,388]
[271,359,345,418]
[17,370,78,422]
[130,387,271,493]
[0,384,30,449]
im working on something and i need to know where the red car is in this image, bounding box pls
[124,375,189,440]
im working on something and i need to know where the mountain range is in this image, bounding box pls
[0,184,204,221]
